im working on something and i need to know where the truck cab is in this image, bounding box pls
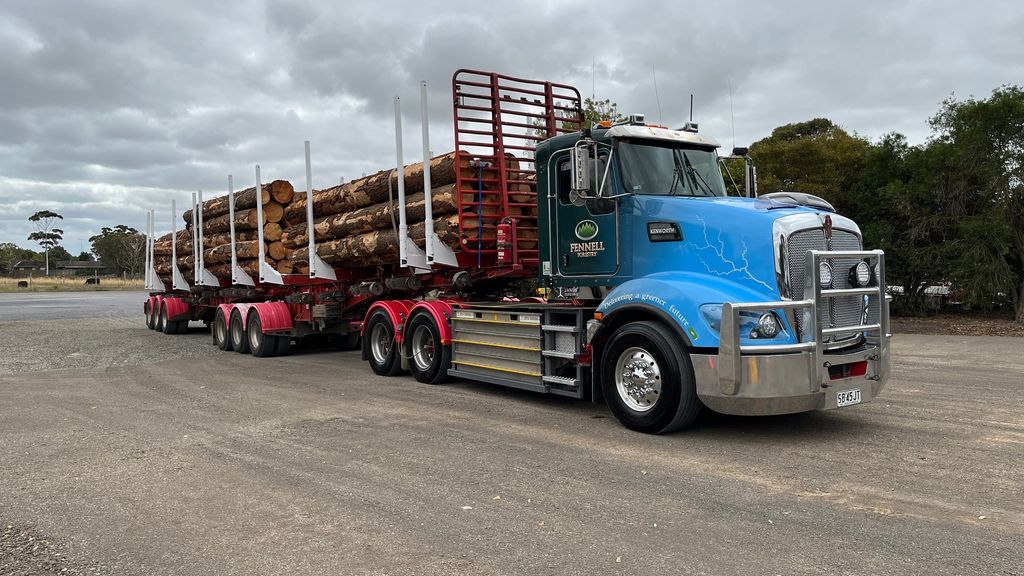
[534,116,890,432]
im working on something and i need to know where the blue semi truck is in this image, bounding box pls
[147,70,890,434]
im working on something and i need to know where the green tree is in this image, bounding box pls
[48,246,72,264]
[0,242,37,274]
[929,85,1024,321]
[27,210,64,276]
[749,118,871,212]
[77,251,94,261]
[90,225,146,276]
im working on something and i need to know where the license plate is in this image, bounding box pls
[836,389,862,407]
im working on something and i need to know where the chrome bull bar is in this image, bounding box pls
[718,249,889,396]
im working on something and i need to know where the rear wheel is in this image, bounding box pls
[248,312,277,358]
[230,309,250,354]
[155,303,166,333]
[273,336,291,356]
[145,301,155,329]
[406,313,451,384]
[213,308,233,351]
[601,321,701,434]
[365,310,403,376]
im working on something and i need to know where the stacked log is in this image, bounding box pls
[152,150,540,281]
[153,180,299,281]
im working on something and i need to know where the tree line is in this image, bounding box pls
[747,86,1023,322]
[0,213,146,277]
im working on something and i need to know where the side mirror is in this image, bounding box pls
[732,146,749,156]
[570,142,591,194]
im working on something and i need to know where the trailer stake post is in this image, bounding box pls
[196,190,219,286]
[305,141,336,280]
[170,199,189,290]
[228,174,254,286]
[255,164,284,285]
[396,96,428,271]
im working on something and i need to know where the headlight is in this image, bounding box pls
[850,261,871,287]
[755,313,780,338]
[819,261,833,288]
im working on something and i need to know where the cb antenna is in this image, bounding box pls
[689,94,694,122]
[652,66,663,126]
[729,79,736,150]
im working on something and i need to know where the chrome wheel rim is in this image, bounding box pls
[248,319,262,350]
[370,322,391,365]
[214,317,226,344]
[410,324,434,372]
[230,317,242,345]
[614,347,662,413]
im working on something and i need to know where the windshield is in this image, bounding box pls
[618,139,727,197]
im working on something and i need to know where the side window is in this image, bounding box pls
[556,157,572,204]
[586,152,615,215]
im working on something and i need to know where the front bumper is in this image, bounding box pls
[692,340,889,415]
[695,249,891,416]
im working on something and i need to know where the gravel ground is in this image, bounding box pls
[1,291,1022,575]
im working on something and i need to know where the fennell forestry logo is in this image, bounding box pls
[575,220,599,241]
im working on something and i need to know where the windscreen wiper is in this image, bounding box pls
[683,152,716,197]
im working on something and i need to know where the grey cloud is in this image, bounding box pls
[2,0,1022,251]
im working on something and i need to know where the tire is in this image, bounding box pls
[248,312,277,358]
[273,336,291,356]
[365,310,403,376]
[213,308,233,351]
[405,313,451,384]
[230,309,250,354]
[175,320,189,334]
[145,301,155,330]
[155,303,166,333]
[601,321,701,434]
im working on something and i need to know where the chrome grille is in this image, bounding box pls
[786,228,865,346]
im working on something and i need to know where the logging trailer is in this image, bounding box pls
[142,69,891,434]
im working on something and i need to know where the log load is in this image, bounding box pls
[153,230,194,256]
[291,215,460,267]
[285,152,458,222]
[182,180,292,225]
[280,184,458,250]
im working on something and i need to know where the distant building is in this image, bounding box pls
[9,259,107,277]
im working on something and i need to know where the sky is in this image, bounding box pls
[1,0,1022,253]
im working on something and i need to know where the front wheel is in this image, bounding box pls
[405,313,451,384]
[601,321,701,434]
[365,310,403,376]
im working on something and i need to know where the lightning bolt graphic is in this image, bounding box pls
[686,216,775,293]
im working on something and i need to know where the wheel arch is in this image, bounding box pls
[161,296,191,322]
[361,300,415,361]
[246,301,293,334]
[407,300,454,345]
[589,303,694,405]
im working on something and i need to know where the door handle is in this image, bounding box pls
[561,253,570,268]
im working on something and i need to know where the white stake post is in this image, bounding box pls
[170,199,188,290]
[148,209,159,290]
[144,210,152,289]
[196,190,218,286]
[228,174,254,286]
[420,81,458,267]
[305,141,336,280]
[191,192,199,285]
[255,165,284,285]
[396,96,428,270]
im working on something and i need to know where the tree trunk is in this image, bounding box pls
[269,180,294,204]
[1016,278,1024,323]
[203,241,262,265]
[202,230,259,249]
[281,184,457,249]
[285,152,458,222]
[202,208,264,235]
[182,184,276,225]
[291,215,459,266]
[263,222,283,242]
[204,258,266,278]
[267,241,287,261]
[263,201,284,224]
